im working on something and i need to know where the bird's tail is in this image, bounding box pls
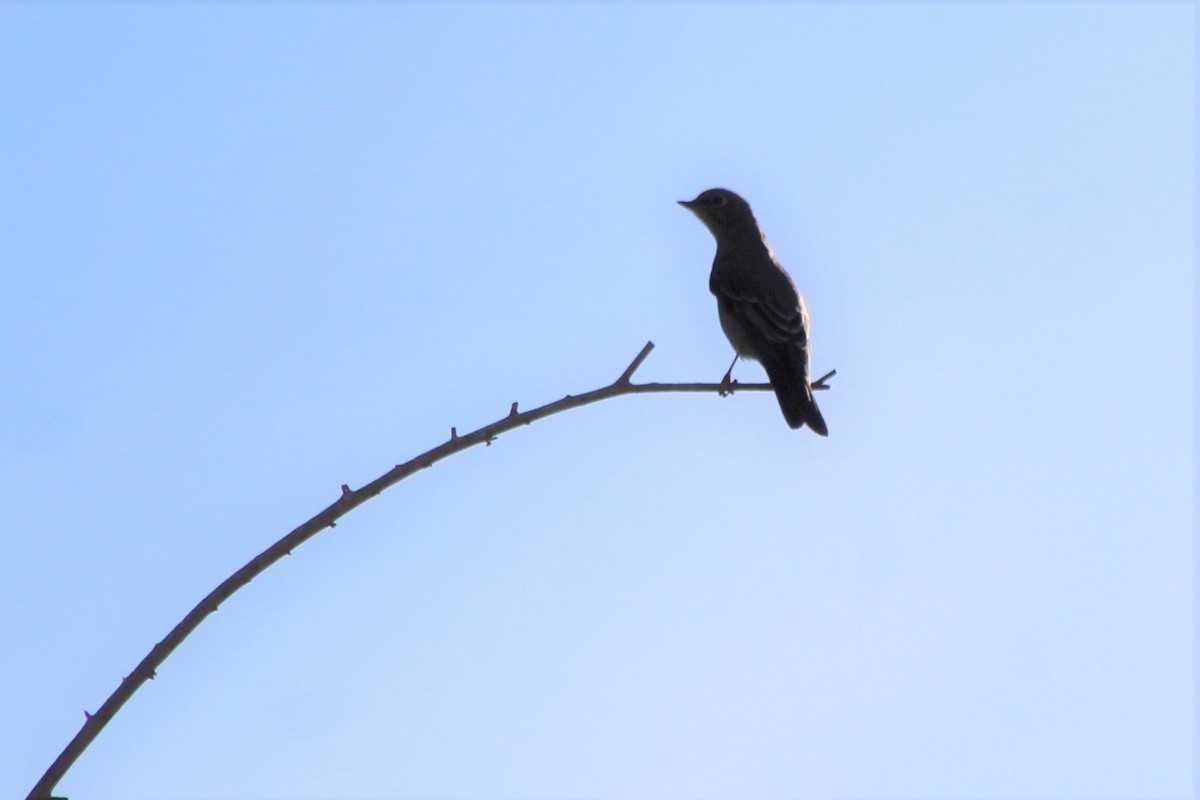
[763,359,828,436]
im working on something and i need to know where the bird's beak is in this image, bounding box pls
[677,199,695,209]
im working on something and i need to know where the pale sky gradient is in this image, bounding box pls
[1,4,1194,799]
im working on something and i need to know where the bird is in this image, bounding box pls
[679,188,828,435]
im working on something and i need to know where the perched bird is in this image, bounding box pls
[679,188,828,435]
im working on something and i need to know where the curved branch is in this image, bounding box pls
[28,339,834,800]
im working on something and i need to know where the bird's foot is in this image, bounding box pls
[718,371,737,397]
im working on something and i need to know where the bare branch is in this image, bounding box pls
[27,340,835,800]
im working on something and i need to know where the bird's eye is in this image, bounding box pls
[709,194,727,207]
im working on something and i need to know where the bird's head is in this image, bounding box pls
[678,188,754,238]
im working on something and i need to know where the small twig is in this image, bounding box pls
[812,369,836,391]
[616,340,656,384]
[27,339,835,800]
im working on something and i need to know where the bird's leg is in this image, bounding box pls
[718,355,738,397]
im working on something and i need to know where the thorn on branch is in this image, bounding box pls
[509,401,519,416]
[340,484,352,496]
[450,427,458,441]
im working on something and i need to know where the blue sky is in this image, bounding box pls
[1,4,1194,799]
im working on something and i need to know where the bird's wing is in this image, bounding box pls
[713,268,810,348]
